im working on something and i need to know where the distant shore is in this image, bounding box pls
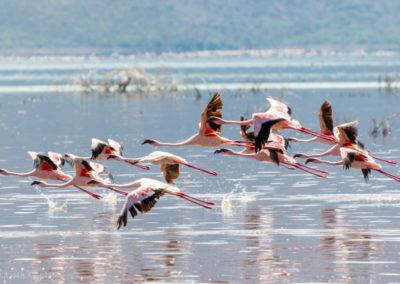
[0,47,398,61]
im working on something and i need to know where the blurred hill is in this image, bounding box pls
[1,0,399,54]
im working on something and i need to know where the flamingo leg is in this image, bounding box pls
[169,192,214,209]
[124,161,151,170]
[282,162,327,178]
[294,162,329,174]
[183,163,218,176]
[299,127,336,142]
[281,164,296,170]
[176,192,215,206]
[370,155,398,165]
[73,185,102,200]
[105,186,129,196]
[372,169,400,182]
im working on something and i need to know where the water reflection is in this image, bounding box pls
[319,208,381,282]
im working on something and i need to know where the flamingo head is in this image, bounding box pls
[31,180,45,186]
[214,148,234,155]
[0,169,6,175]
[206,116,224,125]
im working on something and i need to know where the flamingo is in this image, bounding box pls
[215,122,328,178]
[206,97,336,152]
[293,121,396,165]
[31,154,128,197]
[142,92,250,148]
[288,100,339,145]
[124,151,218,184]
[0,152,102,199]
[81,138,149,170]
[113,178,215,229]
[305,148,400,182]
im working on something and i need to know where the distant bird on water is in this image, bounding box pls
[126,151,218,184]
[142,92,250,148]
[118,76,131,92]
[207,97,335,152]
[114,178,215,229]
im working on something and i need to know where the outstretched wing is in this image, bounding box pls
[91,138,116,159]
[108,139,124,155]
[266,98,291,120]
[162,163,180,184]
[48,152,65,169]
[200,92,223,133]
[33,154,58,171]
[240,116,255,142]
[255,119,285,152]
[318,101,334,135]
[116,187,164,229]
[337,122,361,147]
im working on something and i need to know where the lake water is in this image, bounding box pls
[1,55,400,283]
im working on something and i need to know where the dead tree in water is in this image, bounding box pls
[371,112,400,137]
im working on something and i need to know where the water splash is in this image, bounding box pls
[102,193,118,204]
[221,183,257,211]
[33,186,68,211]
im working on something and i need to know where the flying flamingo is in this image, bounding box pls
[305,147,400,182]
[215,123,328,178]
[206,97,335,152]
[124,151,218,184]
[293,121,396,165]
[0,151,102,199]
[288,101,340,145]
[113,178,215,229]
[31,154,129,196]
[142,92,250,148]
[83,138,150,170]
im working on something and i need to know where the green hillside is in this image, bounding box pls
[1,0,399,54]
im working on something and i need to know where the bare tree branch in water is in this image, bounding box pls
[73,67,181,95]
[371,112,400,137]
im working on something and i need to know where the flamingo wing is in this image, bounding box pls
[255,118,285,152]
[200,92,223,133]
[34,154,58,171]
[240,116,255,142]
[266,98,291,120]
[91,138,116,159]
[161,163,180,184]
[107,139,124,155]
[48,152,66,168]
[337,122,361,147]
[318,101,334,135]
[117,187,165,229]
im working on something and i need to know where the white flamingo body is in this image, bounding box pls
[113,178,215,229]
[0,151,70,181]
[143,93,249,148]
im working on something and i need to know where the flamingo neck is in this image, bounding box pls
[0,169,36,177]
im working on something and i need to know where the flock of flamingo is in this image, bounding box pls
[1,93,399,230]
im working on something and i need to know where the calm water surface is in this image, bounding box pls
[1,56,400,283]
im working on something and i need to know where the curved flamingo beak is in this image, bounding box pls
[206,116,223,125]
[305,159,316,164]
[214,148,229,154]
[31,181,41,186]
[142,139,155,145]
[107,155,118,160]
